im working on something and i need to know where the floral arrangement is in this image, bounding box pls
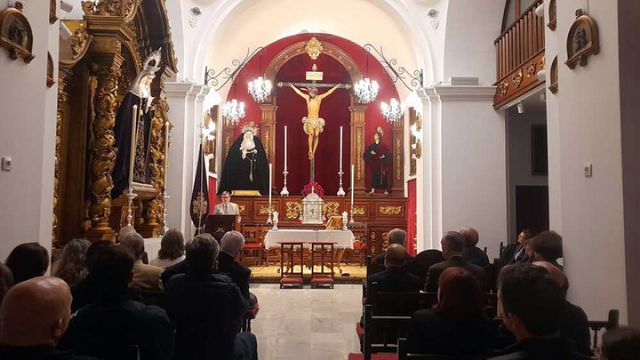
[301,181,325,197]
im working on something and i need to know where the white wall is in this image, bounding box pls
[545,0,631,323]
[0,0,58,262]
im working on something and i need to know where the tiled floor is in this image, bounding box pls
[250,283,362,360]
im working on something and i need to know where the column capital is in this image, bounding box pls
[196,85,213,101]
[165,81,195,98]
[428,85,496,102]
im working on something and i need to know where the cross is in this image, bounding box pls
[276,64,351,90]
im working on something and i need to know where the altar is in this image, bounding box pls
[263,229,354,249]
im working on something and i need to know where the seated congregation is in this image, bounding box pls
[0,229,259,360]
[353,228,639,360]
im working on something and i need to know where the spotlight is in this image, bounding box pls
[517,102,525,114]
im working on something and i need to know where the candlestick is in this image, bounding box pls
[162,121,170,234]
[337,126,345,196]
[339,126,343,170]
[267,163,273,224]
[350,164,355,223]
[128,105,139,186]
[281,126,289,196]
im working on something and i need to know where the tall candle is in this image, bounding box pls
[284,126,288,173]
[164,121,170,184]
[350,164,355,210]
[339,126,343,171]
[128,105,139,186]
[268,163,272,207]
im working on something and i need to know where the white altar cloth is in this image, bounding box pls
[263,229,354,249]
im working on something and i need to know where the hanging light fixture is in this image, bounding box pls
[354,78,379,104]
[222,99,245,125]
[381,98,403,123]
[247,76,273,103]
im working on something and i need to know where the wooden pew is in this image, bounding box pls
[588,309,619,354]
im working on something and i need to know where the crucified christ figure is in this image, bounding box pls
[287,83,349,159]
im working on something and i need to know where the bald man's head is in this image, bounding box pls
[461,228,480,247]
[0,276,72,347]
[532,261,569,296]
[384,244,408,269]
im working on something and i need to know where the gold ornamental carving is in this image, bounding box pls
[323,202,340,218]
[191,193,208,217]
[259,204,275,215]
[304,37,323,60]
[87,52,123,240]
[379,205,402,216]
[71,24,90,59]
[395,137,401,181]
[141,99,166,233]
[566,9,600,69]
[499,81,509,96]
[286,202,302,220]
[356,131,363,180]
[352,206,366,216]
[511,69,523,88]
[238,204,247,215]
[81,0,140,22]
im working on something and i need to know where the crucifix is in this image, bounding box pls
[277,64,351,181]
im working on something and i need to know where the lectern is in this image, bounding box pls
[206,215,239,240]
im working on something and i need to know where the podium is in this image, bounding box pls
[205,215,240,240]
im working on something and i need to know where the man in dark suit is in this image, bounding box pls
[165,233,257,360]
[501,230,532,265]
[489,264,589,360]
[374,228,414,265]
[368,244,422,294]
[425,231,485,292]
[219,231,258,308]
[461,227,490,268]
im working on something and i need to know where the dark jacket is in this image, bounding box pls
[70,276,143,312]
[367,267,422,300]
[462,246,490,268]
[407,309,499,357]
[217,252,251,301]
[165,272,248,360]
[501,243,529,265]
[488,337,591,360]
[425,256,486,292]
[0,346,97,360]
[60,300,174,360]
[374,252,414,266]
[161,259,188,287]
[560,301,591,356]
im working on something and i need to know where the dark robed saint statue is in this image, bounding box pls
[218,123,270,195]
[363,127,392,194]
[111,49,162,198]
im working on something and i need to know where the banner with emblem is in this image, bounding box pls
[190,142,210,233]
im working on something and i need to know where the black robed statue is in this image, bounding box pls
[218,123,269,195]
[111,49,162,198]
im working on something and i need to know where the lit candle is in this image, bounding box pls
[339,126,343,172]
[284,126,288,173]
[128,105,139,187]
[350,164,355,211]
[164,121,170,183]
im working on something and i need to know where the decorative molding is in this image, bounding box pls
[433,85,497,102]
[493,50,545,108]
[379,205,402,216]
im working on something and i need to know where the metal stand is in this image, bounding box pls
[162,190,170,234]
[126,186,138,227]
[337,170,345,196]
[310,159,315,182]
[266,209,273,224]
[280,170,289,196]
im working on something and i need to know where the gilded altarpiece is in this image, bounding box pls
[54,0,177,244]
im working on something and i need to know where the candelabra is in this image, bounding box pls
[381,98,403,123]
[125,186,138,228]
[280,170,289,196]
[337,170,345,196]
[266,210,273,225]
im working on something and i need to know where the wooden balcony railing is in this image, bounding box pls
[494,0,545,108]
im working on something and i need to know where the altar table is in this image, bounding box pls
[264,229,355,249]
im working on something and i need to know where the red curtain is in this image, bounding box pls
[208,177,218,214]
[407,179,417,255]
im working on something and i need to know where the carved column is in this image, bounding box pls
[260,101,278,191]
[86,48,124,242]
[53,68,74,243]
[349,103,367,194]
[392,119,404,194]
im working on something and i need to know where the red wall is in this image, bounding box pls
[223,33,400,195]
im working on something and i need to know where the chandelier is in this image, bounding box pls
[354,78,379,104]
[247,77,273,103]
[222,99,245,125]
[381,98,403,123]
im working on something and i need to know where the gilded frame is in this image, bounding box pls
[0,5,34,63]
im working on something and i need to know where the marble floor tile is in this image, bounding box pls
[250,284,361,360]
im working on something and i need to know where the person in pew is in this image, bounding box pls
[501,230,532,265]
[461,227,490,268]
[60,245,174,360]
[151,228,186,268]
[219,231,259,309]
[599,327,640,360]
[374,228,414,266]
[425,231,485,292]
[0,276,97,360]
[165,233,257,360]
[532,261,591,356]
[0,262,14,305]
[488,264,590,360]
[52,238,92,287]
[408,249,444,285]
[368,244,422,294]
[121,232,164,291]
[525,231,563,268]
[407,267,499,357]
[5,242,49,284]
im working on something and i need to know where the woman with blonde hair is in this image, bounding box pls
[52,238,91,286]
[151,228,185,268]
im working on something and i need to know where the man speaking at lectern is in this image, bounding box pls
[214,191,240,216]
